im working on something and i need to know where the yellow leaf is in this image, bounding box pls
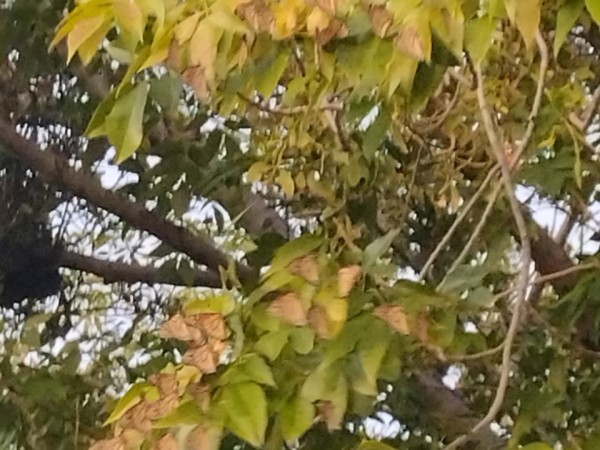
[306,7,331,36]
[514,0,540,48]
[174,12,201,44]
[113,0,146,43]
[77,18,112,65]
[66,14,108,63]
[276,169,295,196]
[139,30,173,71]
[271,0,300,39]
[247,161,269,182]
[188,19,223,83]
[138,0,165,27]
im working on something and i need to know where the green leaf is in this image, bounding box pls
[465,15,496,63]
[104,382,153,425]
[150,74,183,113]
[105,81,149,162]
[357,441,397,450]
[255,329,290,361]
[182,294,235,315]
[521,443,553,450]
[358,320,390,388]
[289,327,315,355]
[221,382,268,447]
[555,0,585,57]
[218,354,276,387]
[586,0,600,25]
[438,264,489,294]
[256,52,288,98]
[361,229,399,272]
[268,234,323,274]
[506,0,540,47]
[280,395,315,442]
[153,400,202,428]
[362,106,391,160]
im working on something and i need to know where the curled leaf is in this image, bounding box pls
[373,305,410,335]
[159,314,203,342]
[307,305,330,339]
[183,344,220,373]
[184,313,230,340]
[289,254,320,283]
[152,433,178,450]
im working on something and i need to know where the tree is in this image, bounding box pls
[2,0,600,448]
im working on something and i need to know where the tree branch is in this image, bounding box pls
[59,250,222,288]
[0,119,254,282]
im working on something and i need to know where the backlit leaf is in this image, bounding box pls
[221,382,268,447]
[280,395,315,442]
[555,0,585,57]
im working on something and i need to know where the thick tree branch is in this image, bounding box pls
[0,119,254,282]
[59,251,222,288]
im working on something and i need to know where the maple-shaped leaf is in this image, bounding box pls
[289,254,320,283]
[152,433,178,450]
[307,305,330,339]
[268,292,308,326]
[183,344,220,373]
[159,314,203,342]
[338,265,362,297]
[373,305,410,335]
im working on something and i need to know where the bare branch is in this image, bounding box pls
[0,119,254,282]
[59,251,223,288]
[442,31,549,450]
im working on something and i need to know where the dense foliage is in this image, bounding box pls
[3,0,600,449]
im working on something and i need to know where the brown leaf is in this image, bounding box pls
[236,0,274,33]
[307,305,330,339]
[365,3,393,37]
[182,66,209,100]
[187,382,212,412]
[149,373,178,396]
[373,304,410,335]
[338,265,362,297]
[317,16,347,45]
[413,312,430,343]
[268,292,308,326]
[184,313,229,340]
[89,437,125,450]
[187,423,222,450]
[183,344,219,373]
[145,393,180,421]
[317,400,342,430]
[289,254,320,283]
[152,434,178,450]
[120,428,146,449]
[159,314,203,342]
[119,401,153,432]
[166,40,184,73]
[394,25,426,60]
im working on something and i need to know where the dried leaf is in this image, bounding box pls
[182,66,209,100]
[186,423,222,450]
[187,382,212,412]
[184,313,229,340]
[338,265,362,297]
[317,400,341,430]
[307,305,330,339]
[366,3,393,37]
[90,437,125,450]
[152,433,178,450]
[149,373,178,396]
[166,40,184,72]
[236,0,274,33]
[145,393,180,421]
[289,254,320,283]
[119,402,153,432]
[159,314,203,342]
[268,292,308,326]
[394,25,426,60]
[310,0,340,15]
[413,313,430,343]
[120,428,146,449]
[373,304,410,335]
[183,344,220,373]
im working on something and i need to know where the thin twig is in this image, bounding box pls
[442,32,548,450]
[239,93,343,116]
[581,85,600,129]
[448,341,505,362]
[418,164,500,280]
[446,181,503,275]
[492,261,599,303]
